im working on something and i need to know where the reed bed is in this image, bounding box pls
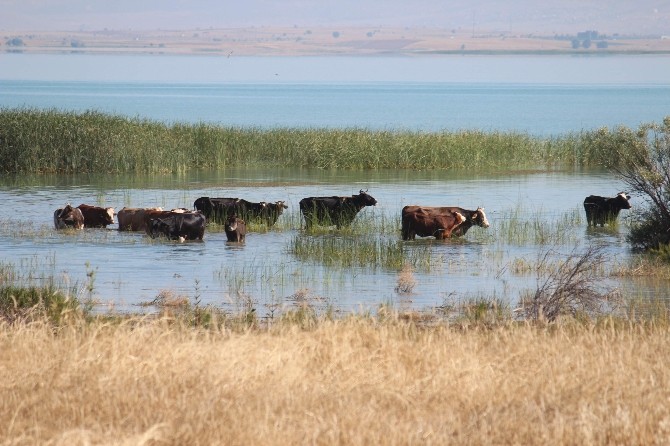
[290,234,437,271]
[492,206,585,246]
[2,315,670,445]
[0,108,628,173]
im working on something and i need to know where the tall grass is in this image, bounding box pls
[2,315,670,444]
[0,108,634,173]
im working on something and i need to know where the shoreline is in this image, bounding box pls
[4,26,670,57]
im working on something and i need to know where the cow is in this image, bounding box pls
[401,206,490,240]
[224,215,246,242]
[299,190,378,229]
[53,204,84,230]
[583,192,632,226]
[117,207,163,231]
[257,201,288,226]
[193,197,287,226]
[77,204,115,228]
[148,212,206,242]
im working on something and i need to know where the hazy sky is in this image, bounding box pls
[2,0,668,35]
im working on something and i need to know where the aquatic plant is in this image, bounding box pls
[0,108,639,174]
[289,234,436,271]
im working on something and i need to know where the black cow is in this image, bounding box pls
[401,206,490,240]
[54,204,85,230]
[148,212,206,241]
[225,215,246,242]
[583,192,632,226]
[193,197,287,226]
[299,190,378,228]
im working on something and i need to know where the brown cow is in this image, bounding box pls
[117,207,163,231]
[54,204,84,230]
[77,204,115,228]
[401,206,490,240]
[224,214,246,242]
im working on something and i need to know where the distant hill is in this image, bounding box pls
[1,0,669,36]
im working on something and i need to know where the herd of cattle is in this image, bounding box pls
[52,190,633,242]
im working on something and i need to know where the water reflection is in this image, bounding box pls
[0,168,663,315]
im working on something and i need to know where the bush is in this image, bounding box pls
[614,117,670,253]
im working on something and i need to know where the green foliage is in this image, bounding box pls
[0,285,81,324]
[0,108,640,174]
[614,117,670,253]
[289,235,435,271]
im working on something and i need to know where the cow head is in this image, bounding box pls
[616,192,632,209]
[472,208,490,228]
[225,214,242,232]
[356,190,378,207]
[104,207,115,225]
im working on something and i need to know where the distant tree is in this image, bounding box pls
[596,41,608,49]
[582,39,592,49]
[332,31,340,38]
[571,39,581,49]
[6,37,24,47]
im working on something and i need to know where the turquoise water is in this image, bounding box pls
[2,53,670,136]
[3,80,669,136]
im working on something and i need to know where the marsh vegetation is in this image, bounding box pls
[0,108,643,173]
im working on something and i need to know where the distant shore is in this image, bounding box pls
[4,26,670,56]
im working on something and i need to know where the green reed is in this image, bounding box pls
[289,234,436,271]
[490,206,585,246]
[0,108,633,174]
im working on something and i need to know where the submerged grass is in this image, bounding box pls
[0,108,637,173]
[289,234,437,271]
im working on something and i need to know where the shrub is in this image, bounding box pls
[520,246,619,322]
[614,117,670,253]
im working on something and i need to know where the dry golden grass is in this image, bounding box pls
[2,317,670,445]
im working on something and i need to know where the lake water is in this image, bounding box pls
[1,53,669,316]
[2,53,670,136]
[0,168,650,316]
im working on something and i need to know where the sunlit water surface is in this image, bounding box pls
[0,168,658,315]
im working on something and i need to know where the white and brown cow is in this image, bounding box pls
[401,206,490,240]
[77,204,115,228]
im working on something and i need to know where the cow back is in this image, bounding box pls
[118,207,163,231]
[149,212,206,241]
